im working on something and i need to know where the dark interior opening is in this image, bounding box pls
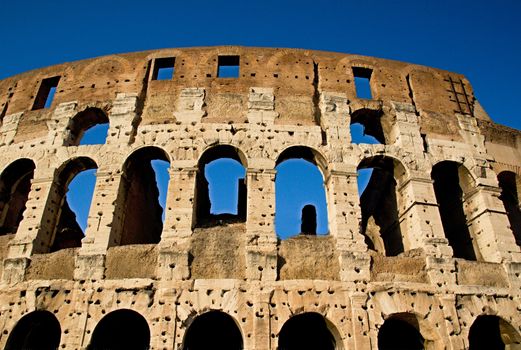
[116,146,169,245]
[431,161,477,260]
[353,67,373,99]
[0,159,35,235]
[468,315,507,350]
[88,309,150,350]
[378,316,424,350]
[497,171,521,247]
[33,76,60,110]
[65,107,109,146]
[301,204,317,235]
[358,156,404,256]
[195,145,246,227]
[50,157,97,252]
[183,311,243,350]
[151,57,175,80]
[5,310,61,350]
[278,312,336,350]
[217,55,240,78]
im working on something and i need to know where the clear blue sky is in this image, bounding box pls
[1,0,519,238]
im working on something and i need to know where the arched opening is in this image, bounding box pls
[65,107,109,146]
[275,146,329,239]
[38,157,97,253]
[378,314,424,350]
[5,310,61,350]
[431,161,478,260]
[88,309,150,350]
[183,311,243,350]
[469,315,521,350]
[350,108,386,145]
[195,145,246,227]
[112,147,170,246]
[278,312,338,350]
[358,156,405,256]
[0,159,35,235]
[497,171,521,247]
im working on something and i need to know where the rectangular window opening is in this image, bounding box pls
[151,57,175,80]
[353,67,373,99]
[33,76,60,110]
[218,55,240,78]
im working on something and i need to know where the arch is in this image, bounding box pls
[88,309,150,350]
[183,310,243,350]
[0,158,35,235]
[497,171,521,247]
[111,146,170,246]
[469,315,521,350]
[357,155,407,256]
[276,145,328,177]
[378,313,425,350]
[5,310,61,350]
[278,312,341,350]
[65,107,109,146]
[195,144,247,226]
[431,160,479,260]
[37,157,97,253]
[275,146,329,238]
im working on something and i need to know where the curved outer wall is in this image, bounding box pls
[0,46,520,349]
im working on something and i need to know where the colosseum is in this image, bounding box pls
[0,46,520,349]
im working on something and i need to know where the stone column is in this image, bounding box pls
[0,112,22,146]
[245,167,277,281]
[388,101,425,150]
[3,169,56,282]
[157,165,197,281]
[106,93,141,145]
[326,166,371,282]
[75,168,124,280]
[247,87,278,125]
[350,293,371,350]
[319,92,350,146]
[464,184,521,262]
[250,287,271,350]
[47,101,78,146]
[396,176,452,256]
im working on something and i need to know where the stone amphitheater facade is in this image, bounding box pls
[0,46,520,349]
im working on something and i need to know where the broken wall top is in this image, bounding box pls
[0,47,508,132]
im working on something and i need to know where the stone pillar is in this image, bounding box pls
[250,287,271,350]
[3,170,56,282]
[174,88,206,124]
[106,93,141,145]
[245,167,277,281]
[47,101,77,146]
[319,92,350,146]
[157,165,197,281]
[247,87,278,125]
[464,184,521,262]
[75,168,123,280]
[396,176,452,256]
[350,293,371,350]
[388,101,425,150]
[0,112,22,146]
[326,167,370,282]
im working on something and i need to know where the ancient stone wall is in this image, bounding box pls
[0,46,520,349]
